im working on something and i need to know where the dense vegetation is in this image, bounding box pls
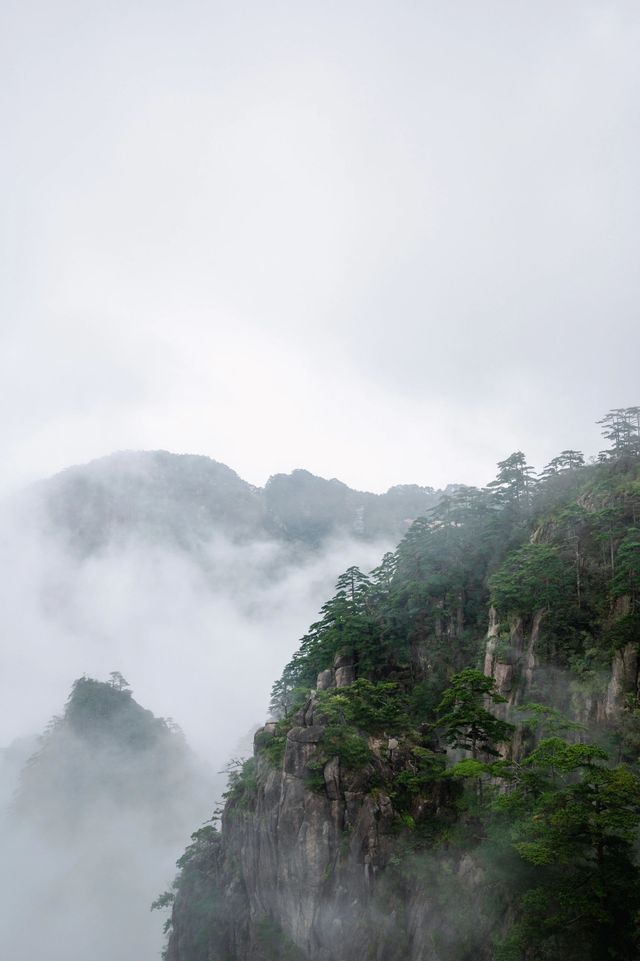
[271,409,640,719]
[163,408,640,961]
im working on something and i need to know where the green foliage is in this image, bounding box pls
[393,746,447,799]
[241,421,640,960]
[611,529,640,605]
[314,680,412,735]
[328,726,373,769]
[255,723,290,767]
[16,674,195,837]
[436,669,514,758]
[254,916,306,960]
[490,544,575,621]
[448,758,489,779]
[598,407,640,460]
[606,612,640,651]
[494,738,640,961]
[514,702,584,738]
[223,757,258,809]
[304,760,328,793]
[489,543,593,663]
[316,726,372,774]
[150,889,175,913]
[486,451,536,512]
[540,450,585,479]
[306,680,421,788]
[154,824,221,961]
[63,675,172,748]
[108,671,131,691]
[174,823,219,872]
[270,567,383,715]
[610,695,640,766]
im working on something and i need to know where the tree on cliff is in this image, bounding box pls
[436,669,513,758]
[611,530,640,610]
[108,671,131,691]
[497,738,640,961]
[486,451,536,512]
[489,544,575,621]
[169,430,640,961]
[598,407,640,460]
[540,449,585,479]
[269,566,378,715]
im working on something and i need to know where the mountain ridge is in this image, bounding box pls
[25,449,441,554]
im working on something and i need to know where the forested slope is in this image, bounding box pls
[161,408,640,961]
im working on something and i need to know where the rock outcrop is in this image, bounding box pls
[166,668,495,961]
[165,457,640,961]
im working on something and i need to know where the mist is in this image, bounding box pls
[0,715,211,961]
[0,504,391,758]
[0,474,391,960]
[3,2,639,958]
[3,2,640,496]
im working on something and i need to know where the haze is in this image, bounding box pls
[2,3,640,959]
[0,469,393,959]
[3,0,640,496]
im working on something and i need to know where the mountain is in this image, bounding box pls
[1,676,212,961]
[29,451,440,555]
[15,674,208,835]
[160,433,640,961]
[0,449,434,848]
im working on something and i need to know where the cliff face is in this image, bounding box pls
[166,626,638,961]
[164,458,640,961]
[166,661,494,961]
[485,603,640,731]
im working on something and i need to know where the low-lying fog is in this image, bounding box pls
[0,490,390,960]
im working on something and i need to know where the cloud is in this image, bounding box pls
[0,482,392,960]
[0,501,391,759]
[2,1,639,494]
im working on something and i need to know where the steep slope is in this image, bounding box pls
[161,439,640,961]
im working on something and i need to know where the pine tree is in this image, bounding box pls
[436,669,513,758]
[598,407,640,459]
[540,449,585,479]
[499,738,640,961]
[486,452,536,511]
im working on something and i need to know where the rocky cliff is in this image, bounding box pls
[162,454,640,961]
[166,655,494,961]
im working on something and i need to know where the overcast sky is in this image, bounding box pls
[2,0,639,494]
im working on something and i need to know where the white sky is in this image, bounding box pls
[2,0,639,494]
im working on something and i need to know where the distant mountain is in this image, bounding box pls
[2,676,212,961]
[30,451,441,555]
[15,675,209,837]
[0,736,38,810]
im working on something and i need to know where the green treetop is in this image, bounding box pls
[436,669,514,758]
